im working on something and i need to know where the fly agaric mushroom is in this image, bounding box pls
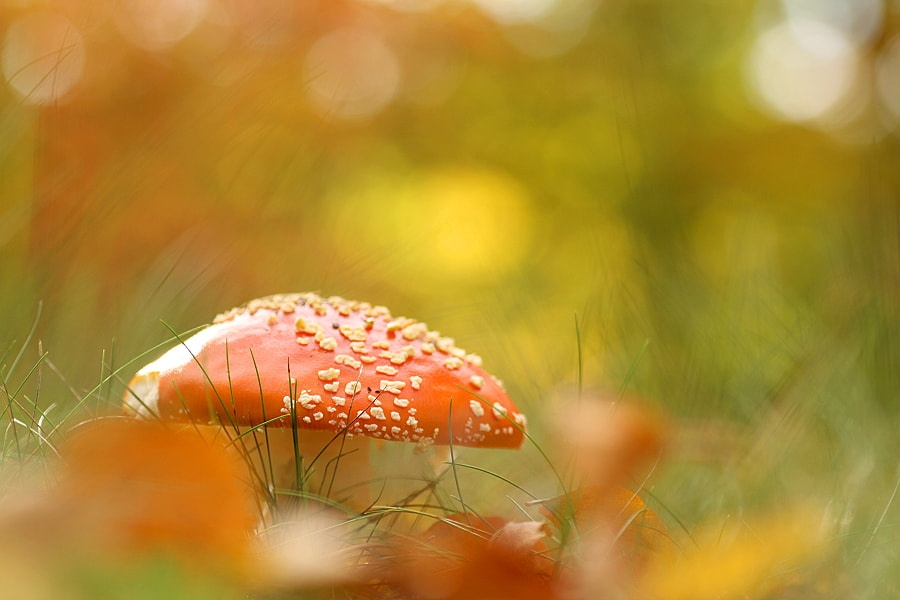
[123,293,526,503]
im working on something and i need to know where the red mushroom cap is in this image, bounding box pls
[124,293,526,449]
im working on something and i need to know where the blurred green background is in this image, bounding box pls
[1,0,898,596]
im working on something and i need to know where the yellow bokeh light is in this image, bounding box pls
[641,509,827,600]
[418,168,533,275]
[326,165,534,288]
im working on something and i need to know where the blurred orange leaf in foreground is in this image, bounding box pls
[383,512,555,600]
[555,397,667,490]
[57,418,257,570]
[541,485,676,573]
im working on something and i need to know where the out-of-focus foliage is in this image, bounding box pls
[0,420,255,600]
[1,0,898,598]
[640,508,830,600]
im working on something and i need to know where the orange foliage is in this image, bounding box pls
[541,485,675,572]
[555,398,666,490]
[373,484,676,600]
[57,418,257,569]
[381,513,556,600]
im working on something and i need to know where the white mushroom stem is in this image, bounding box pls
[186,425,372,513]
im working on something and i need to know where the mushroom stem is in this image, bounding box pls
[427,445,453,479]
[188,425,373,513]
[264,428,372,508]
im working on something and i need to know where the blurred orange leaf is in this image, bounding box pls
[385,512,555,600]
[555,398,666,489]
[58,418,257,570]
[540,485,676,572]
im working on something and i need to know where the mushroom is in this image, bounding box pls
[123,293,527,508]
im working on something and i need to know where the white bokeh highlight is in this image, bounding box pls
[2,12,86,105]
[116,0,210,51]
[746,19,858,124]
[303,29,401,121]
[780,0,883,46]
